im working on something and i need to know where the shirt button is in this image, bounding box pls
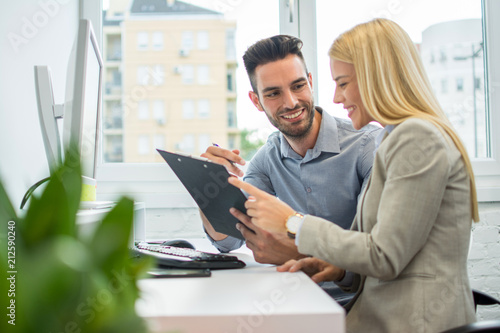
[306,187,312,193]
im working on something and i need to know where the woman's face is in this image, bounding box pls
[330,59,374,130]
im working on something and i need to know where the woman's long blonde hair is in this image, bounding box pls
[329,18,479,222]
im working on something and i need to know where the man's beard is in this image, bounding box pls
[265,101,316,139]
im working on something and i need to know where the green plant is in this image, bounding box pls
[240,128,267,161]
[0,146,151,333]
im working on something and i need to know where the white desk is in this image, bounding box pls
[135,239,345,333]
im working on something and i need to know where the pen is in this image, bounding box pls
[212,143,235,166]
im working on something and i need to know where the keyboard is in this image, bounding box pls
[132,242,246,269]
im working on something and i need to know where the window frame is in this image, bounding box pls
[82,0,500,204]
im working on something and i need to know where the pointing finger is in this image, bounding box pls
[228,177,268,198]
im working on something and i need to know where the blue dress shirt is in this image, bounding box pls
[209,107,382,253]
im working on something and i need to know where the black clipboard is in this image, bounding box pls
[157,149,247,240]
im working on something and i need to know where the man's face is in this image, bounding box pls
[249,54,315,139]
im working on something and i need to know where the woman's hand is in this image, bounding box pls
[277,258,345,283]
[228,177,295,233]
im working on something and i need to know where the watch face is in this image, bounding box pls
[286,215,302,234]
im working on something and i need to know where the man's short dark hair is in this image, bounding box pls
[243,35,308,94]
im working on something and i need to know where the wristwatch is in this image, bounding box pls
[285,212,304,239]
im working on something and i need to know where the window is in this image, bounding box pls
[179,134,195,153]
[197,31,209,50]
[441,79,448,94]
[227,68,236,92]
[152,65,165,85]
[138,135,150,155]
[137,66,149,85]
[197,65,210,85]
[181,31,194,51]
[154,134,166,150]
[227,100,236,128]
[198,99,210,118]
[137,31,148,50]
[90,0,499,204]
[153,100,165,124]
[137,100,149,119]
[310,0,499,200]
[314,0,486,160]
[456,78,464,92]
[182,65,194,85]
[198,134,211,154]
[226,28,236,60]
[182,99,195,119]
[152,31,164,50]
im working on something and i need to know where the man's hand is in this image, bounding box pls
[201,146,246,177]
[277,258,345,284]
[231,207,305,265]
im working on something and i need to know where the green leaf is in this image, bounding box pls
[21,144,82,247]
[90,198,135,274]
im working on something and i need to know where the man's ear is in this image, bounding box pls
[249,91,264,111]
[308,72,313,91]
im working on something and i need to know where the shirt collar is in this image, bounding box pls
[280,107,340,159]
[374,124,395,150]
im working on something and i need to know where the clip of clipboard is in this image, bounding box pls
[157,149,246,240]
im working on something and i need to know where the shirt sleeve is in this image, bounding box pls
[206,232,245,253]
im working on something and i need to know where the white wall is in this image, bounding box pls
[0,0,78,208]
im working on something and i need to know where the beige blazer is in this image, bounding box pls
[298,118,476,333]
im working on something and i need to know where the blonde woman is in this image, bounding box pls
[229,18,478,333]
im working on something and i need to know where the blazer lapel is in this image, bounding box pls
[356,174,371,232]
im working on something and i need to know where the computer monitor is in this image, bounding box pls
[34,19,103,179]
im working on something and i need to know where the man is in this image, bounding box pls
[201,35,380,266]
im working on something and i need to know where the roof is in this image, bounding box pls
[130,0,221,16]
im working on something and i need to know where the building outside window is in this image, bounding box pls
[181,30,194,51]
[153,100,166,124]
[137,31,148,50]
[456,77,464,92]
[182,99,195,119]
[154,134,166,150]
[137,66,149,85]
[198,99,210,118]
[137,100,149,120]
[182,65,194,85]
[197,30,209,50]
[138,135,150,155]
[152,31,164,50]
[197,65,210,85]
[198,134,211,154]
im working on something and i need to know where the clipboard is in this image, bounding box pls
[157,149,246,240]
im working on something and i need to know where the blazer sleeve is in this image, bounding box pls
[298,120,454,280]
